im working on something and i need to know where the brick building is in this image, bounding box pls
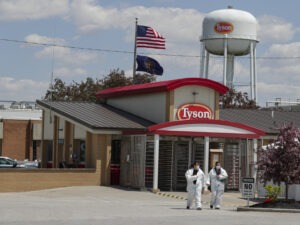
[0,102,42,161]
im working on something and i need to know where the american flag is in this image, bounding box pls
[136,25,165,49]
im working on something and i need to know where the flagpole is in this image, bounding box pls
[133,18,138,78]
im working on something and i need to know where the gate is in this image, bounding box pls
[224,143,240,190]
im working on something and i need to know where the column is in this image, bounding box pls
[204,136,210,177]
[253,139,258,180]
[153,134,160,191]
[188,139,192,166]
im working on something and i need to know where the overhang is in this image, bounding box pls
[96,77,229,99]
[148,119,265,138]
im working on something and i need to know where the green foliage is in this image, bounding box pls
[264,184,283,202]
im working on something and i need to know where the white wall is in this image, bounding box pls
[107,92,166,123]
[74,125,86,139]
[58,118,65,139]
[173,86,216,120]
[33,123,42,140]
[258,182,300,201]
[43,110,54,140]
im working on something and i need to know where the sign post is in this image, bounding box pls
[242,178,255,207]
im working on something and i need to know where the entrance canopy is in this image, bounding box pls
[148,119,265,138]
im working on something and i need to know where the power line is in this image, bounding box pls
[1,37,300,59]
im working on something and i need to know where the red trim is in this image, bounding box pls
[154,130,261,139]
[96,77,228,99]
[148,119,265,137]
[122,130,148,135]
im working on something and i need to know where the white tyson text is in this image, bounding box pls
[181,107,211,119]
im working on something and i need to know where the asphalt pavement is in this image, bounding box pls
[0,186,299,225]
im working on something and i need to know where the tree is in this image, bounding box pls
[42,69,156,102]
[132,73,156,84]
[43,77,102,102]
[43,78,68,101]
[101,69,130,89]
[257,123,300,200]
[219,88,258,109]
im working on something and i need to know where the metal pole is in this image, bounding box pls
[153,134,160,191]
[133,18,138,77]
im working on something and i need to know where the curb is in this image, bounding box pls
[237,206,300,213]
[156,192,187,200]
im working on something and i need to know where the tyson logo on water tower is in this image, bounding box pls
[176,103,214,120]
[214,21,234,34]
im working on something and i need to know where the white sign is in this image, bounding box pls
[242,178,255,198]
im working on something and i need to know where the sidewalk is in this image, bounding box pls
[155,191,255,209]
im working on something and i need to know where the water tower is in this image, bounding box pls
[200,7,258,101]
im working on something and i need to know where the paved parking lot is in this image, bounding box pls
[0,186,299,225]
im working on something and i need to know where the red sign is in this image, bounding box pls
[177,103,213,120]
[214,21,234,34]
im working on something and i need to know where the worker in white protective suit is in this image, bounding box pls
[206,161,228,209]
[185,161,205,210]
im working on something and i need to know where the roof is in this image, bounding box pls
[36,100,154,130]
[220,109,300,134]
[148,119,265,139]
[96,77,229,99]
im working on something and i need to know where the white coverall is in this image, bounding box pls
[206,167,228,208]
[185,168,205,208]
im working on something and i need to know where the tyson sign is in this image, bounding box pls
[176,103,213,120]
[214,21,234,34]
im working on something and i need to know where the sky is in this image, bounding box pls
[0,0,300,107]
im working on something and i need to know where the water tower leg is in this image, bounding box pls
[250,41,254,100]
[200,42,206,78]
[223,38,228,87]
[226,55,234,89]
[254,44,257,102]
[205,52,210,78]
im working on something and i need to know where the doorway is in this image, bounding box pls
[210,151,223,169]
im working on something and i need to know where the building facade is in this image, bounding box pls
[37,78,267,190]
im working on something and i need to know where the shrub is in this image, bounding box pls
[264,184,283,202]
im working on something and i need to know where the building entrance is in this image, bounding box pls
[158,138,205,191]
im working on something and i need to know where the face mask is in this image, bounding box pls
[195,166,200,170]
[216,166,221,170]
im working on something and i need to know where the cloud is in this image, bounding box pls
[24,34,98,65]
[0,0,69,21]
[54,67,88,78]
[264,42,300,58]
[256,42,300,84]
[258,82,300,104]
[25,34,66,45]
[36,46,98,65]
[257,15,297,43]
[0,76,48,100]
[69,0,205,45]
